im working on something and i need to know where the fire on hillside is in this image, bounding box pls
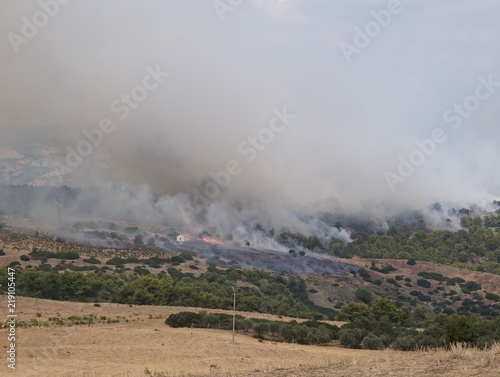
[201,236,222,244]
[176,233,223,244]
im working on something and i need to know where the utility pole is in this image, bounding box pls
[232,285,238,343]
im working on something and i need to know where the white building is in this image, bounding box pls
[177,234,192,242]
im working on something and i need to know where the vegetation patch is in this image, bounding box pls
[30,249,80,260]
[418,272,446,282]
[165,311,340,346]
[417,279,431,288]
[370,263,397,274]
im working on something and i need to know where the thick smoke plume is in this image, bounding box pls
[0,1,499,240]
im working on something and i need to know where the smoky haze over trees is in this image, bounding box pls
[0,1,499,234]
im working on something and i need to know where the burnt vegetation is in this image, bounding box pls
[275,213,500,276]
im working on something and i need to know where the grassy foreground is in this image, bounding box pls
[0,296,498,376]
[235,343,500,377]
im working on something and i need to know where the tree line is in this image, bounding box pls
[164,298,500,351]
[165,311,339,346]
[0,266,333,320]
[348,226,500,275]
[336,297,500,350]
[277,215,500,275]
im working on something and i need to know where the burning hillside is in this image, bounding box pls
[176,239,355,275]
[201,236,222,244]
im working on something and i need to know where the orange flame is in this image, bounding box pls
[202,237,222,244]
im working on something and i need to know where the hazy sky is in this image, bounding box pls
[1,0,499,214]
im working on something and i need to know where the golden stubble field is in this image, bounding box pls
[0,297,498,377]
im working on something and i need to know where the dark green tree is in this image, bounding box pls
[445,315,479,344]
[355,288,372,304]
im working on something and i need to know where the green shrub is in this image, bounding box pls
[418,272,445,281]
[362,334,385,350]
[53,264,68,271]
[69,265,97,272]
[386,278,401,287]
[407,259,416,266]
[445,315,478,344]
[179,252,195,261]
[144,257,170,267]
[339,328,364,349]
[30,250,79,260]
[357,268,371,279]
[370,264,397,274]
[253,322,270,338]
[106,257,140,265]
[165,312,203,328]
[133,266,150,275]
[170,255,186,265]
[460,281,482,292]
[37,263,52,271]
[417,295,432,302]
[355,288,372,304]
[202,313,234,329]
[393,335,418,351]
[485,292,500,301]
[417,279,431,288]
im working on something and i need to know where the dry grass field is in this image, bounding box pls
[1,297,498,377]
